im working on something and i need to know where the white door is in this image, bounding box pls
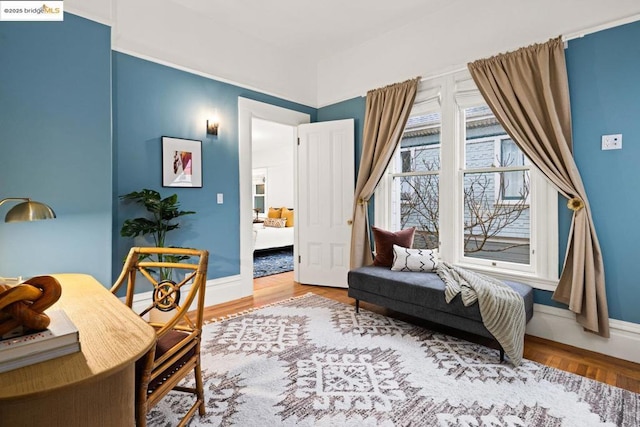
[296,119,354,287]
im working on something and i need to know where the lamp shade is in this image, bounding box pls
[5,200,56,223]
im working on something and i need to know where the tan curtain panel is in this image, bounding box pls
[350,77,420,269]
[468,37,609,337]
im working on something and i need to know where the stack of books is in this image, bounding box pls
[0,309,81,373]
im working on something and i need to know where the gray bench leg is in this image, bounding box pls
[355,299,360,313]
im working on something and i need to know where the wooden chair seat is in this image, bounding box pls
[147,330,197,393]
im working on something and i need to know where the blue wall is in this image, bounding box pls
[318,21,640,324]
[0,14,112,285]
[112,52,316,283]
[318,97,366,178]
[564,20,640,324]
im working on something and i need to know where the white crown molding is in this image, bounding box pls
[563,13,640,41]
[111,47,314,108]
[65,6,112,26]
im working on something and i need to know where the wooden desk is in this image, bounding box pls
[0,274,156,426]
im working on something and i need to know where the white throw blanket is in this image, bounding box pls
[436,262,526,366]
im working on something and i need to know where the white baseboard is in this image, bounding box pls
[129,275,247,315]
[526,303,640,364]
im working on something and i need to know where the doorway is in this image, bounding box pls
[238,98,310,299]
[251,118,296,280]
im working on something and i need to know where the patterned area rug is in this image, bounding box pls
[253,247,294,278]
[149,294,639,426]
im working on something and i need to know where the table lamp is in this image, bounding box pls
[0,198,56,222]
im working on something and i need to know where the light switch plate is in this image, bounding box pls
[216,193,224,204]
[602,134,622,150]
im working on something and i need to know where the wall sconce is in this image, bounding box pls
[0,198,56,223]
[207,118,219,136]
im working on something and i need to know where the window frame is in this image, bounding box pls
[252,168,267,214]
[375,71,558,291]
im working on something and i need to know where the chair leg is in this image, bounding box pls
[499,348,505,363]
[136,349,154,427]
[195,356,206,416]
[355,299,360,313]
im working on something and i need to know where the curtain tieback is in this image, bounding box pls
[358,198,368,206]
[567,197,585,212]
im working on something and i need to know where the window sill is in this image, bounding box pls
[453,261,558,291]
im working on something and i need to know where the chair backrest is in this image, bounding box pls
[111,247,209,338]
[111,247,209,426]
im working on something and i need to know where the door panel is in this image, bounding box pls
[297,119,354,287]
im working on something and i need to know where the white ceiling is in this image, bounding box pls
[170,0,455,60]
[69,0,640,106]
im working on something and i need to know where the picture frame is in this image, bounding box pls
[162,136,202,188]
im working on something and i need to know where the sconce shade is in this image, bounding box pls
[207,119,219,136]
[3,200,56,223]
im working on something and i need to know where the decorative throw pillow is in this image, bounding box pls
[391,244,438,272]
[264,217,287,228]
[280,207,294,227]
[267,207,282,219]
[372,226,415,267]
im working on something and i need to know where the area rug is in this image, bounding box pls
[253,247,294,278]
[148,294,639,426]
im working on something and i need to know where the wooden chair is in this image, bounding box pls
[111,247,209,427]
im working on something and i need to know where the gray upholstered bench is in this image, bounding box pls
[347,265,534,360]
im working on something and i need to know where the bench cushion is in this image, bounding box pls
[347,265,534,326]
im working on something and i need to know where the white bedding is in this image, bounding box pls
[253,223,294,251]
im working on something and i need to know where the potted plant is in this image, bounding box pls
[119,189,195,280]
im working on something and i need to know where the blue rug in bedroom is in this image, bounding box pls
[253,247,294,278]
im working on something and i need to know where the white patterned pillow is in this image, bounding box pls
[263,217,287,228]
[391,244,438,272]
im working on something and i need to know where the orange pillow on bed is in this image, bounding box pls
[267,207,282,219]
[280,207,294,227]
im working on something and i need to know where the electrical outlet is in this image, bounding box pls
[216,193,224,204]
[601,134,622,150]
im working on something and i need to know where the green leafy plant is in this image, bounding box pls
[120,189,195,279]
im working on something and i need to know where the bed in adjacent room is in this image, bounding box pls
[252,207,294,251]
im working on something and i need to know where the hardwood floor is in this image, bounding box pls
[202,271,640,394]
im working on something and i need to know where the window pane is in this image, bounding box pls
[463,172,530,264]
[255,183,265,195]
[395,175,439,249]
[500,139,526,200]
[464,105,502,169]
[401,112,441,172]
[254,196,264,212]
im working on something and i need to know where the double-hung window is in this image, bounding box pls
[376,72,558,289]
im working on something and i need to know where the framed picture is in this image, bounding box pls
[162,136,202,188]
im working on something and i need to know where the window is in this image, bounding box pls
[252,169,266,215]
[499,139,526,200]
[390,113,441,249]
[462,105,531,266]
[376,72,558,289]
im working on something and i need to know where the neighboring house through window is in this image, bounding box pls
[375,72,558,289]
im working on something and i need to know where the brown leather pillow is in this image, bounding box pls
[371,226,415,267]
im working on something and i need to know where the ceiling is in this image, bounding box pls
[170,0,455,60]
[70,0,640,106]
